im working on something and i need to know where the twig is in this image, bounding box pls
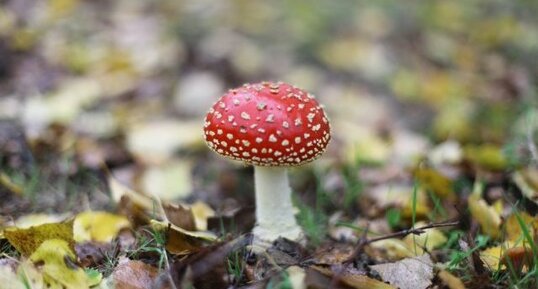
[527,112,538,166]
[344,220,459,264]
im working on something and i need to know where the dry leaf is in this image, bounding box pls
[10,214,67,229]
[126,120,203,165]
[163,203,196,231]
[140,160,193,200]
[370,254,434,289]
[286,266,306,289]
[111,257,159,289]
[428,140,463,166]
[189,201,215,231]
[0,263,27,289]
[403,222,448,254]
[73,211,131,242]
[29,239,92,289]
[413,167,456,200]
[368,239,415,260]
[4,219,75,256]
[512,168,538,203]
[312,265,395,289]
[150,220,217,255]
[468,183,501,239]
[504,211,537,243]
[464,144,507,170]
[108,174,159,214]
[438,270,466,289]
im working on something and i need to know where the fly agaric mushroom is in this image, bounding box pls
[203,81,331,243]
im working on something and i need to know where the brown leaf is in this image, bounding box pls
[112,257,159,289]
[370,254,434,289]
[438,270,466,289]
[163,203,196,231]
[500,246,534,272]
[312,265,395,289]
[4,219,74,256]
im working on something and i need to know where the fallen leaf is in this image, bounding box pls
[286,266,306,289]
[22,78,102,133]
[403,222,448,254]
[0,263,26,289]
[10,214,67,229]
[312,265,395,289]
[467,183,502,239]
[428,140,463,166]
[438,270,466,289]
[370,254,434,289]
[73,211,130,242]
[126,120,203,165]
[189,201,215,231]
[464,144,507,170]
[150,220,217,255]
[500,246,533,272]
[504,211,537,243]
[29,239,91,288]
[163,203,196,231]
[111,257,159,289]
[140,160,193,200]
[4,219,74,256]
[16,260,45,289]
[368,239,415,260]
[367,184,430,219]
[512,168,538,203]
[0,172,23,195]
[413,167,456,200]
[109,172,154,210]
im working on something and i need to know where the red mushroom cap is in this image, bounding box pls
[203,81,331,166]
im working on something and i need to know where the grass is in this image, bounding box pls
[226,247,248,286]
[127,228,168,270]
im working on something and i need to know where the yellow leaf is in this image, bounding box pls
[413,167,456,200]
[141,161,193,201]
[512,168,538,203]
[74,211,130,243]
[403,222,448,254]
[313,265,395,289]
[190,201,215,231]
[10,214,67,229]
[17,261,45,289]
[438,270,466,289]
[468,183,501,239]
[108,174,155,211]
[125,120,203,165]
[0,172,23,195]
[4,219,74,256]
[150,220,217,255]
[30,239,90,289]
[481,245,503,270]
[464,144,507,170]
[369,239,415,260]
[504,212,538,243]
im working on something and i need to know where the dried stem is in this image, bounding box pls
[527,115,538,166]
[344,220,459,264]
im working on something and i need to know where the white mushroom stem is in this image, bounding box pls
[252,166,303,243]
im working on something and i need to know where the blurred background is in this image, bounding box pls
[1,0,538,215]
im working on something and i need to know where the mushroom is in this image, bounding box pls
[203,81,331,243]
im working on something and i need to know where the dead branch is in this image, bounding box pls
[344,220,459,264]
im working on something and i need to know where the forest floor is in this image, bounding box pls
[1,1,538,288]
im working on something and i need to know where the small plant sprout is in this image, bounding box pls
[203,81,331,243]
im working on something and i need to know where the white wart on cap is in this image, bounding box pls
[203,81,331,166]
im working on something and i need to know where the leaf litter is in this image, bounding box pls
[1,0,538,288]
